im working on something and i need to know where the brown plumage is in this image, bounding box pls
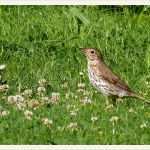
[81,48,150,104]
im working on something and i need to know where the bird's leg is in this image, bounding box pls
[105,96,112,106]
[105,95,117,106]
[116,97,124,104]
[111,96,117,106]
[105,97,110,106]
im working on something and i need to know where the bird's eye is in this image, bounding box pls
[91,50,94,54]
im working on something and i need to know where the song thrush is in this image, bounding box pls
[81,48,150,105]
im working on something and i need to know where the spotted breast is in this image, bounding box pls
[88,65,127,97]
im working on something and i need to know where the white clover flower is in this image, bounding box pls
[41,96,51,104]
[38,79,47,87]
[37,86,46,93]
[0,84,9,92]
[24,110,33,120]
[23,89,32,97]
[91,116,98,122]
[67,122,78,130]
[110,116,119,123]
[41,96,49,101]
[80,97,92,105]
[27,100,40,110]
[8,96,16,104]
[0,64,6,70]
[50,92,60,104]
[16,102,26,110]
[15,95,24,103]
[8,95,26,110]
[42,118,53,125]
[42,118,53,128]
[51,92,60,97]
[0,110,10,117]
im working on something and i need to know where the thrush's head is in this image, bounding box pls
[81,48,103,61]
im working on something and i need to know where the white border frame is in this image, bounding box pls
[0,1,150,149]
[0,145,150,150]
[0,0,150,5]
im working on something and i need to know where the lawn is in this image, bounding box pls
[0,6,150,144]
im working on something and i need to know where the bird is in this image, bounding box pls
[81,48,150,105]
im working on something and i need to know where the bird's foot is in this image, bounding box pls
[117,98,124,104]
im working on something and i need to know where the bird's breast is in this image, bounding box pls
[87,65,129,97]
[88,66,110,95]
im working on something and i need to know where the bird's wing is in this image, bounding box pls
[92,62,131,91]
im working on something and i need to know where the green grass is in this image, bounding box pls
[0,6,150,144]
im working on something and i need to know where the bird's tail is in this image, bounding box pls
[129,92,150,104]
